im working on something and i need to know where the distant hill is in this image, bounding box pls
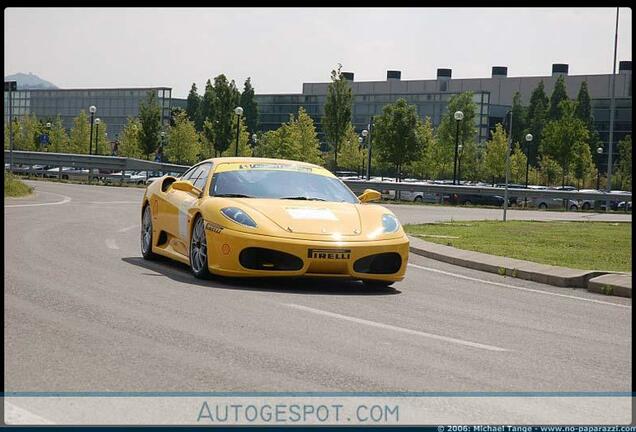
[4,72,58,90]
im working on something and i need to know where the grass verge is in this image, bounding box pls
[4,171,33,197]
[405,220,632,272]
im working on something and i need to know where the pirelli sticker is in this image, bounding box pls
[308,248,352,260]
[205,222,224,234]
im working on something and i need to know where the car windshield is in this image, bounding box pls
[210,169,359,204]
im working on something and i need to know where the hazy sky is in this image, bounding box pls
[4,7,632,99]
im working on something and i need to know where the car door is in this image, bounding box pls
[162,163,212,256]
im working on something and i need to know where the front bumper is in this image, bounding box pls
[205,226,409,282]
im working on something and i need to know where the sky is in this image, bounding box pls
[4,7,633,99]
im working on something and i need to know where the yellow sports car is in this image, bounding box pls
[140,157,409,287]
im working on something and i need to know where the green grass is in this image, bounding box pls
[405,220,632,272]
[4,171,33,197]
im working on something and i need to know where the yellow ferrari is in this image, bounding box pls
[140,157,409,287]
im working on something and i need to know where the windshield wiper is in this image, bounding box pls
[280,196,326,201]
[214,193,254,198]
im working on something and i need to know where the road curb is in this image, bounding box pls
[407,235,631,298]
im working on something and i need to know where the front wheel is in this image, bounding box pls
[141,205,158,260]
[538,203,548,210]
[190,216,211,279]
[569,204,578,211]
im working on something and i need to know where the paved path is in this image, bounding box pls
[4,180,632,423]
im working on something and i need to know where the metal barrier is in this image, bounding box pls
[3,150,632,205]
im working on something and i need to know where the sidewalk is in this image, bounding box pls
[408,235,631,298]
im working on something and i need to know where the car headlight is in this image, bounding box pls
[220,207,257,228]
[382,214,400,233]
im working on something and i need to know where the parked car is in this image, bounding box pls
[446,193,505,207]
[45,166,90,181]
[577,189,604,210]
[103,170,148,185]
[525,189,579,211]
[617,201,632,211]
[495,183,527,206]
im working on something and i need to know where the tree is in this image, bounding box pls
[482,124,508,184]
[574,81,593,131]
[510,142,528,184]
[212,74,239,155]
[118,118,143,158]
[408,116,436,179]
[372,98,424,180]
[511,92,527,146]
[290,107,322,165]
[538,155,562,186]
[14,114,39,151]
[254,123,301,161]
[222,116,252,157]
[337,123,365,172]
[323,64,353,170]
[200,79,215,129]
[69,111,91,154]
[46,116,69,153]
[436,92,478,180]
[94,119,109,155]
[164,111,201,165]
[186,83,202,130]
[138,90,162,159]
[548,76,568,121]
[201,118,217,158]
[617,135,632,190]
[240,77,258,135]
[526,81,549,165]
[541,100,590,187]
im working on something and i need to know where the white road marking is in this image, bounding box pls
[407,263,631,309]
[4,402,54,425]
[4,191,71,208]
[87,201,138,204]
[284,303,509,352]
[105,239,120,250]
[118,224,140,233]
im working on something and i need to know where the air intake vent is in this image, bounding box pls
[387,70,401,80]
[492,66,508,77]
[552,63,569,76]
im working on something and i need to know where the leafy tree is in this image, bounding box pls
[541,100,590,187]
[511,92,527,147]
[290,107,322,165]
[571,140,594,190]
[118,118,143,158]
[538,155,562,186]
[548,76,568,121]
[617,135,632,190]
[94,119,109,155]
[186,83,202,130]
[337,123,365,172]
[372,98,424,180]
[200,79,215,129]
[165,111,201,165]
[170,107,186,127]
[212,74,239,155]
[482,124,508,184]
[574,81,593,131]
[436,92,478,180]
[14,114,39,151]
[138,90,162,159]
[240,77,258,135]
[510,141,528,184]
[46,116,69,153]
[526,81,549,165]
[222,116,252,157]
[323,64,353,170]
[408,116,436,179]
[201,118,217,158]
[254,123,301,161]
[69,111,91,154]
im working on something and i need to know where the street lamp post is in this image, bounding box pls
[503,110,513,222]
[524,133,533,207]
[362,128,370,180]
[159,131,166,164]
[596,146,603,190]
[44,122,52,151]
[234,106,243,157]
[452,111,464,185]
[88,105,96,155]
[457,143,463,184]
[95,118,101,155]
[358,136,366,178]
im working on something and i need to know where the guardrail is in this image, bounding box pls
[342,180,632,202]
[4,150,632,205]
[4,150,189,174]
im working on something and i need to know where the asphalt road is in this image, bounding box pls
[4,181,632,423]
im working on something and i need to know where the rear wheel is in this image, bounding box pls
[569,204,578,211]
[463,200,472,206]
[141,204,157,260]
[538,203,548,210]
[582,202,591,210]
[190,216,211,279]
[414,196,423,203]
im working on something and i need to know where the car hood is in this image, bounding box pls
[238,199,362,236]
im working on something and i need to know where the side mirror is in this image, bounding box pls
[171,180,197,194]
[358,188,381,203]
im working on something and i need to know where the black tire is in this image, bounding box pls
[463,200,472,206]
[141,204,158,260]
[189,216,211,279]
[569,204,578,211]
[582,202,591,210]
[414,196,423,203]
[61,174,69,180]
[362,280,394,289]
[538,203,548,210]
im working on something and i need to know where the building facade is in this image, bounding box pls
[4,87,173,140]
